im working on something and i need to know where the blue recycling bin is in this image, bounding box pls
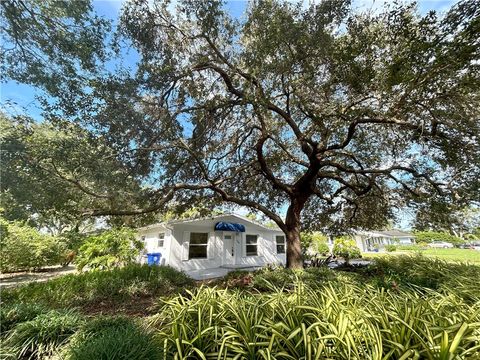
[147,253,161,266]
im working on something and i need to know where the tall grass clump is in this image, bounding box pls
[0,303,48,334]
[1,264,193,308]
[4,309,83,359]
[151,283,480,359]
[65,316,162,360]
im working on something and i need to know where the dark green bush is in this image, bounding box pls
[2,265,194,308]
[66,317,161,360]
[4,309,83,359]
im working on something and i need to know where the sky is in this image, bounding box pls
[1,0,459,229]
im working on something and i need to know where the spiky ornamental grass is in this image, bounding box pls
[150,282,480,360]
[4,309,84,360]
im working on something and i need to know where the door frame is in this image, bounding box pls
[223,232,236,265]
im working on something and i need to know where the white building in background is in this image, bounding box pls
[354,230,416,252]
[136,213,286,272]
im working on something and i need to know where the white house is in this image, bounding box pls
[136,214,286,276]
[354,230,415,252]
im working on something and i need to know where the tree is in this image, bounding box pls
[0,113,146,233]
[332,237,361,265]
[2,0,479,268]
[75,228,143,271]
[414,203,480,239]
[0,214,67,272]
[0,0,109,97]
[414,231,465,245]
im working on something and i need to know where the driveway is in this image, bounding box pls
[0,265,77,288]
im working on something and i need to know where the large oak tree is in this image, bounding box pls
[2,0,479,267]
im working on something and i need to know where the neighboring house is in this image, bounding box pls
[354,230,416,252]
[136,213,286,272]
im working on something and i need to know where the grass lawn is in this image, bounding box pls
[363,248,480,264]
[1,256,480,359]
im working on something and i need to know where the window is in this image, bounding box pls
[189,232,208,259]
[158,233,165,247]
[276,235,286,254]
[246,234,258,256]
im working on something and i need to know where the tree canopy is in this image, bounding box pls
[1,0,479,267]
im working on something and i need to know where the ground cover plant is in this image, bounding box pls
[2,257,480,359]
[1,264,194,313]
[364,248,480,264]
[152,284,480,359]
[65,316,162,360]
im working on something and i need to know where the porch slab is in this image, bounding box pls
[186,266,261,281]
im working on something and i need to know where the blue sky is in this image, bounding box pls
[1,0,458,228]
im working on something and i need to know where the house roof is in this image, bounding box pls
[374,229,414,237]
[137,213,282,232]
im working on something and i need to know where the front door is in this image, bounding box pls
[223,232,235,265]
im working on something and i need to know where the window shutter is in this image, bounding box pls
[241,233,246,257]
[208,232,215,259]
[274,234,278,255]
[182,231,190,261]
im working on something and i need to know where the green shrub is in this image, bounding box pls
[4,309,83,359]
[0,217,67,272]
[66,317,161,360]
[2,265,194,309]
[333,236,361,264]
[220,266,337,291]
[301,232,329,255]
[385,244,397,252]
[75,228,143,271]
[0,303,48,334]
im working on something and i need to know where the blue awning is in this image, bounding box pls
[214,222,245,232]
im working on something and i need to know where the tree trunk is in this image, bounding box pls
[285,225,303,269]
[285,197,308,269]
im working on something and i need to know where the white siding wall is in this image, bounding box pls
[137,226,171,265]
[139,215,286,271]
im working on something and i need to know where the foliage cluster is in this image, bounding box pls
[415,231,465,245]
[332,237,362,264]
[2,257,480,359]
[1,265,193,310]
[300,232,330,256]
[384,244,397,252]
[0,216,68,272]
[366,255,480,301]
[75,228,143,271]
[1,311,160,360]
[66,316,161,360]
[153,282,480,359]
